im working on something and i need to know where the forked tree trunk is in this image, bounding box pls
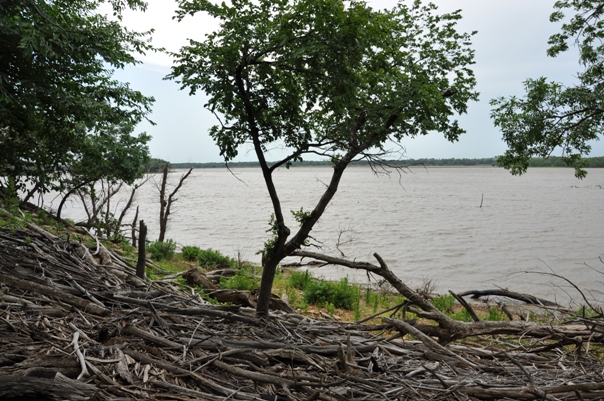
[158,165,192,242]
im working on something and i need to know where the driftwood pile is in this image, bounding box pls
[1,218,604,400]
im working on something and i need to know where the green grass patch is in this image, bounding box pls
[431,294,456,314]
[303,277,359,310]
[220,268,259,291]
[487,306,505,321]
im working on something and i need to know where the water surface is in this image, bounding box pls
[57,166,604,305]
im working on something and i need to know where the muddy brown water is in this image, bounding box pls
[54,166,604,306]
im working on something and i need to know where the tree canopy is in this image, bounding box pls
[170,0,477,315]
[0,0,155,198]
[491,0,604,178]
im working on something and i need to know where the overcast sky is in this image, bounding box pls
[113,0,604,163]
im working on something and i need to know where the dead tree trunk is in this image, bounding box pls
[157,165,192,242]
[136,220,147,279]
[131,206,139,248]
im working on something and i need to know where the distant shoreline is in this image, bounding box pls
[164,155,604,170]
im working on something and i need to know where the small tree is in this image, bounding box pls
[170,0,477,316]
[491,0,604,178]
[156,165,193,242]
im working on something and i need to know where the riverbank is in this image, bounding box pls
[1,205,604,400]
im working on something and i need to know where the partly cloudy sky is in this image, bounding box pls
[113,0,604,163]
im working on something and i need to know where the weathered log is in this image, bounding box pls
[457,289,562,307]
[0,273,108,316]
[0,373,98,401]
[182,267,218,289]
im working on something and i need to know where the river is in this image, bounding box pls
[55,166,604,306]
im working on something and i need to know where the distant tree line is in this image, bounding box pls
[168,156,604,170]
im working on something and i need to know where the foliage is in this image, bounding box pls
[146,158,170,173]
[197,248,236,269]
[170,0,477,316]
[181,245,203,262]
[303,277,359,310]
[491,0,604,178]
[289,270,313,291]
[431,294,456,314]
[147,239,177,261]
[487,307,505,321]
[0,0,154,197]
[451,308,473,322]
[220,269,259,291]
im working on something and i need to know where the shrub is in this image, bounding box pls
[452,308,473,322]
[147,239,177,261]
[197,248,236,269]
[289,270,312,290]
[181,245,203,262]
[431,294,456,314]
[487,307,505,321]
[220,271,259,291]
[304,277,358,310]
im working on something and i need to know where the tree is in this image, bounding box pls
[0,0,155,198]
[156,164,193,242]
[170,0,477,316]
[491,0,604,178]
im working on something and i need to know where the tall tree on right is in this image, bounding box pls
[491,1,604,178]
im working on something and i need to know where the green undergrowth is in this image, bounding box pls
[1,204,600,327]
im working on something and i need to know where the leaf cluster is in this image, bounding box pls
[0,0,155,195]
[169,0,478,164]
[491,0,604,178]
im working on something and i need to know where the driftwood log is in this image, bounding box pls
[1,215,603,400]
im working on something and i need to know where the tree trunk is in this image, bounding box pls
[158,164,168,242]
[158,166,192,243]
[131,205,139,248]
[136,220,147,279]
[256,254,281,316]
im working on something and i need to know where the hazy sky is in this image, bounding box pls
[113,0,604,163]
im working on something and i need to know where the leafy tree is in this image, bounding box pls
[491,0,604,178]
[170,0,477,316]
[0,0,155,199]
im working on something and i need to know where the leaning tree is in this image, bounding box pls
[170,0,478,316]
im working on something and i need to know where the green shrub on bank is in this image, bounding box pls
[431,294,456,314]
[197,248,236,269]
[304,277,358,310]
[220,269,259,290]
[147,239,177,261]
[289,270,312,290]
[181,245,203,262]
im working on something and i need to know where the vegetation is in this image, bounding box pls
[170,156,604,169]
[147,239,177,261]
[220,266,260,291]
[0,0,155,201]
[491,0,604,178]
[196,248,236,270]
[303,277,359,311]
[170,0,478,316]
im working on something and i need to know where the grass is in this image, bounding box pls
[220,264,260,290]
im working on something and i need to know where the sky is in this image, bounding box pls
[113,0,604,163]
